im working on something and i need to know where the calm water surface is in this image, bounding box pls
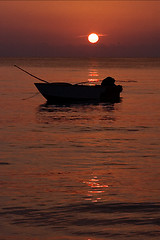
[0,58,160,240]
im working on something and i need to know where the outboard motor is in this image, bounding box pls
[100,76,123,102]
[101,77,115,86]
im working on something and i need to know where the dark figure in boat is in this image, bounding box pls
[101,76,116,86]
[100,76,123,102]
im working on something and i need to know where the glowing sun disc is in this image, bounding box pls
[88,33,99,43]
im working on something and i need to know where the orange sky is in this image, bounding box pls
[0,1,160,57]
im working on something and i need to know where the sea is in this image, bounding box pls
[0,58,160,240]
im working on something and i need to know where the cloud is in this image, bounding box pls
[77,33,108,38]
[0,41,159,58]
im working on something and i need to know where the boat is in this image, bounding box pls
[34,77,123,104]
[14,65,122,104]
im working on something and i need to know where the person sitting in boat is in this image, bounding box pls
[101,76,116,87]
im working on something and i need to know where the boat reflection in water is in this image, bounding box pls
[36,101,118,125]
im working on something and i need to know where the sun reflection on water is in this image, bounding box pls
[83,175,108,202]
[88,68,100,85]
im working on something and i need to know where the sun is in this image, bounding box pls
[88,33,99,44]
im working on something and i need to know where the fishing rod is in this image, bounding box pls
[22,92,40,101]
[75,80,90,85]
[14,65,49,83]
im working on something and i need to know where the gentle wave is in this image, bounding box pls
[1,202,160,239]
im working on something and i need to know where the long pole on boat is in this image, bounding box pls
[75,80,90,85]
[14,65,49,83]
